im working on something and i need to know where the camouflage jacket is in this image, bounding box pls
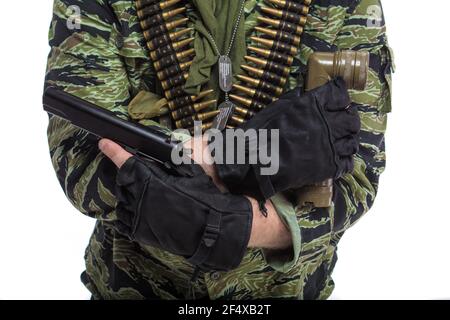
[45,0,393,300]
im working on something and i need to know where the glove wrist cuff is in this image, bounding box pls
[187,210,221,267]
[189,199,253,272]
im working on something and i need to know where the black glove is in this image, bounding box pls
[214,78,360,201]
[114,156,253,272]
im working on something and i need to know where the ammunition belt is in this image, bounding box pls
[135,0,311,132]
[136,0,216,133]
[228,0,311,128]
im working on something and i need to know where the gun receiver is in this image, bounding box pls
[297,50,369,208]
[43,87,185,174]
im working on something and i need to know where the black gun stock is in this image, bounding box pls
[43,87,185,173]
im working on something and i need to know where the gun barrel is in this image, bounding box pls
[43,87,179,167]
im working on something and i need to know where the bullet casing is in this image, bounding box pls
[237,75,283,96]
[254,89,277,105]
[137,0,181,20]
[261,7,307,25]
[171,106,193,120]
[255,26,301,46]
[165,85,187,100]
[231,115,246,125]
[136,0,159,10]
[234,106,256,119]
[154,48,195,71]
[161,73,188,90]
[171,99,216,120]
[141,16,188,34]
[229,94,266,111]
[244,55,290,76]
[248,46,294,65]
[188,122,213,135]
[168,95,193,110]
[175,110,219,129]
[257,16,304,35]
[142,7,186,28]
[241,64,287,86]
[157,61,192,80]
[167,89,214,110]
[150,37,194,60]
[233,84,276,105]
[146,28,192,51]
[265,0,310,16]
[251,37,298,56]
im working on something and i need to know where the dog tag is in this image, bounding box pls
[212,101,235,131]
[219,55,233,92]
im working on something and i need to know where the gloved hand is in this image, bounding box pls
[214,78,360,201]
[114,156,253,272]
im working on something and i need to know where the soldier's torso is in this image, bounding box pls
[83,0,359,300]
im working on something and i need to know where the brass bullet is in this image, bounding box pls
[176,110,220,129]
[150,37,194,60]
[167,89,214,110]
[257,16,304,35]
[241,64,287,86]
[234,106,256,119]
[231,115,246,125]
[261,7,308,26]
[172,105,195,121]
[244,55,290,76]
[141,15,188,33]
[233,84,276,105]
[251,36,298,56]
[136,0,159,10]
[237,74,284,96]
[171,99,217,120]
[144,7,187,28]
[264,0,310,16]
[172,37,194,50]
[255,26,301,46]
[161,73,189,90]
[248,46,294,65]
[193,89,215,102]
[154,48,195,71]
[193,99,217,112]
[188,122,213,135]
[157,60,192,80]
[165,85,186,100]
[146,28,193,51]
[168,95,193,110]
[137,0,182,20]
[254,89,277,105]
[229,94,266,111]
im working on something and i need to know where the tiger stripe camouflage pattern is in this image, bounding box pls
[45,0,393,300]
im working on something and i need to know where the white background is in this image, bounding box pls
[0,0,448,300]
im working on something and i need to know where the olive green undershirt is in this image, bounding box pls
[184,0,247,97]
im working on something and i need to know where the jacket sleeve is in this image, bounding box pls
[332,0,393,234]
[45,0,137,221]
[264,0,394,271]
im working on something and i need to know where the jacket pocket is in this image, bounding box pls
[379,43,395,113]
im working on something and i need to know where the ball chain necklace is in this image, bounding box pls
[208,0,246,131]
